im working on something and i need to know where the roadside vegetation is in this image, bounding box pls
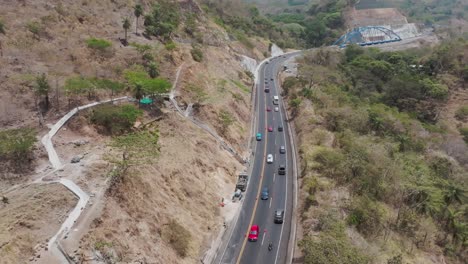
[288,40,467,263]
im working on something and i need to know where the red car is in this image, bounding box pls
[266,106,271,112]
[248,225,259,241]
[268,126,273,132]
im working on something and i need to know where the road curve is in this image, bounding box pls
[215,51,301,264]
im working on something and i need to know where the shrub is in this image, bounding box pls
[190,47,203,62]
[218,110,235,133]
[90,104,142,135]
[459,127,468,143]
[144,1,180,39]
[163,220,191,257]
[0,20,5,34]
[300,212,371,264]
[86,38,112,51]
[455,105,468,121]
[165,41,177,51]
[347,195,386,237]
[0,128,36,172]
[312,146,346,179]
[26,21,45,39]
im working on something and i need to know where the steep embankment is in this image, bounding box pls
[0,0,271,263]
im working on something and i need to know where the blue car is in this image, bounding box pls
[256,133,262,141]
[261,187,269,200]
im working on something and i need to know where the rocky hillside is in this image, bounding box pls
[0,0,271,263]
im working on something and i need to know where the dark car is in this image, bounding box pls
[278,125,283,132]
[265,87,270,93]
[270,78,274,81]
[278,164,286,175]
[261,187,269,200]
[274,210,284,224]
[279,146,286,154]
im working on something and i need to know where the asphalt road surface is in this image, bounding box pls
[216,52,300,264]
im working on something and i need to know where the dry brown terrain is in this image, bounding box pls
[0,184,77,264]
[0,0,269,263]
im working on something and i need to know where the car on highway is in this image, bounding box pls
[278,125,283,132]
[279,146,285,154]
[266,106,271,112]
[274,106,279,112]
[261,187,269,200]
[256,133,262,141]
[274,210,284,224]
[278,164,286,175]
[268,126,273,132]
[267,154,273,163]
[265,87,270,93]
[270,78,274,81]
[248,225,259,241]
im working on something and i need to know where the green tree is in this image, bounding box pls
[148,62,159,78]
[107,129,159,192]
[134,83,144,102]
[91,104,142,135]
[134,4,143,34]
[144,0,180,40]
[444,184,465,207]
[35,73,50,110]
[122,17,131,42]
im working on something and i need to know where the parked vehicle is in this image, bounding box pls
[235,173,249,192]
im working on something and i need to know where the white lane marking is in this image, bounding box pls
[269,197,273,208]
[261,232,266,245]
[273,172,276,183]
[275,60,289,264]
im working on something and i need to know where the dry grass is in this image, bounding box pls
[78,113,244,263]
[0,184,77,263]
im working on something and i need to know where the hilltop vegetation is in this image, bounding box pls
[286,40,467,263]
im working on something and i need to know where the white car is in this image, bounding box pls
[274,107,279,112]
[267,154,273,164]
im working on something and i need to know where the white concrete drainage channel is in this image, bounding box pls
[39,97,128,263]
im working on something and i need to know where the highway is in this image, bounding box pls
[215,52,300,264]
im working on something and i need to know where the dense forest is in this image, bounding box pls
[202,0,355,48]
[284,40,467,263]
